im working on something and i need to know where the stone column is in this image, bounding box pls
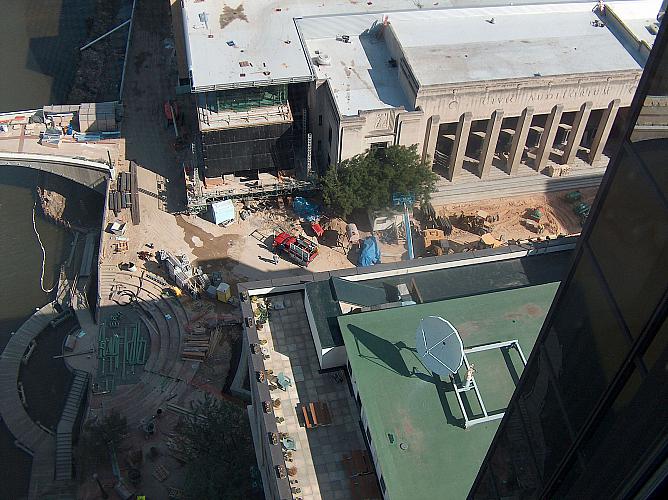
[507,107,534,175]
[561,101,593,166]
[478,109,504,178]
[422,115,440,166]
[589,99,621,164]
[534,104,564,172]
[448,112,473,180]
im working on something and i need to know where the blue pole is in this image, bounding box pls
[404,202,414,260]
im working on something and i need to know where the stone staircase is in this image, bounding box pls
[54,370,90,481]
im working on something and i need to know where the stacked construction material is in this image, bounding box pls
[97,321,147,391]
[181,325,223,362]
[107,162,139,224]
[108,170,134,215]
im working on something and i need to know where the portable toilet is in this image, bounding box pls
[206,285,218,299]
[216,282,232,302]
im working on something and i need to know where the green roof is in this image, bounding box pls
[305,280,343,348]
[331,277,388,307]
[339,282,559,499]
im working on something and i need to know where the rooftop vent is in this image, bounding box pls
[315,53,332,66]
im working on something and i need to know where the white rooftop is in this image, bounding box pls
[300,14,414,117]
[181,0,615,91]
[605,0,662,51]
[181,0,441,91]
[390,2,642,87]
[299,2,643,116]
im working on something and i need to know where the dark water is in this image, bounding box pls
[0,0,94,111]
[0,167,73,350]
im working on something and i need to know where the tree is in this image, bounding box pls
[321,145,438,217]
[74,410,128,481]
[177,395,257,499]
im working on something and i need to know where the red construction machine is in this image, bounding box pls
[273,232,319,267]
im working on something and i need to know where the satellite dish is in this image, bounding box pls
[416,316,463,376]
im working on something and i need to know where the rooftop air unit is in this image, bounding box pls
[315,53,332,66]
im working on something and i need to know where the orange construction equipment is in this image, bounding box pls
[273,232,319,267]
[310,222,324,238]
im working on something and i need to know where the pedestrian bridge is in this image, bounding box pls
[0,152,113,193]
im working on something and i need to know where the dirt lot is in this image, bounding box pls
[434,188,598,244]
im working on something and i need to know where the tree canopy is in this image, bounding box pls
[321,145,438,217]
[177,395,258,499]
[74,410,128,481]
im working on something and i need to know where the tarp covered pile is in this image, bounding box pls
[358,236,381,267]
[293,197,320,222]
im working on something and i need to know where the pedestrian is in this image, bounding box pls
[273,253,279,266]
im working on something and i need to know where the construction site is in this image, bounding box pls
[0,0,636,499]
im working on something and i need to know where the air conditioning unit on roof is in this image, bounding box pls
[315,53,332,66]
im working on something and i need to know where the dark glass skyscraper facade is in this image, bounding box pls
[470,19,668,500]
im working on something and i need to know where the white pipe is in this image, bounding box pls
[80,19,131,51]
[32,201,57,293]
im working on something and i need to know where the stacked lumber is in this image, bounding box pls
[181,325,224,362]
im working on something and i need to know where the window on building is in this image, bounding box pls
[370,142,388,151]
[318,114,323,126]
[328,126,333,145]
[206,85,288,113]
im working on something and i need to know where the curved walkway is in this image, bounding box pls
[0,302,58,499]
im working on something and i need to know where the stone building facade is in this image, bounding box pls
[303,3,649,183]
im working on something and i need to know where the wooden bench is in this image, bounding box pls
[343,450,373,477]
[300,403,314,429]
[349,473,382,499]
[299,401,332,428]
[310,402,332,426]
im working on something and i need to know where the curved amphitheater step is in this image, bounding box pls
[97,267,194,426]
[99,268,188,378]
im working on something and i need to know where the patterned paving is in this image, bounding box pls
[261,292,365,500]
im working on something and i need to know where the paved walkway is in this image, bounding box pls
[0,302,58,499]
[122,0,186,213]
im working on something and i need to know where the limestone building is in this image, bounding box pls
[303,2,657,183]
[180,0,660,191]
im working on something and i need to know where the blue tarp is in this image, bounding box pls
[358,236,381,267]
[210,199,235,224]
[293,197,320,222]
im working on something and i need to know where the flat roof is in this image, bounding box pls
[305,35,413,116]
[339,282,560,499]
[306,250,572,349]
[181,0,626,91]
[181,0,438,91]
[389,3,641,87]
[604,0,661,62]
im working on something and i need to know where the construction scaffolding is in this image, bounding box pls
[185,168,317,214]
